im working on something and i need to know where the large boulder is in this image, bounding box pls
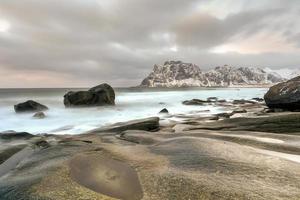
[14,100,48,113]
[64,83,115,107]
[264,76,300,111]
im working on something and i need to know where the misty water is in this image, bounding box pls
[0,87,268,134]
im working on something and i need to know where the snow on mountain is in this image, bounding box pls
[264,67,300,80]
[140,61,286,87]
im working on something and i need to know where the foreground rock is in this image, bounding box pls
[1,112,300,199]
[264,76,300,111]
[64,83,115,107]
[86,117,160,134]
[14,100,48,113]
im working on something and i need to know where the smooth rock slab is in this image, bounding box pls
[86,117,160,134]
[69,153,143,200]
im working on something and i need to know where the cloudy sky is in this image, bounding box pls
[0,0,300,88]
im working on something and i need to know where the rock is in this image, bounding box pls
[159,108,169,114]
[216,112,233,119]
[86,117,160,134]
[33,111,46,119]
[0,131,34,140]
[252,97,264,102]
[232,99,256,104]
[232,109,247,115]
[207,97,218,102]
[264,76,300,111]
[14,100,48,113]
[190,113,300,134]
[183,99,207,105]
[64,83,115,107]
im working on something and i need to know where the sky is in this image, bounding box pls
[0,0,300,88]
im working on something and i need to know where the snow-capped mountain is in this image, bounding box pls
[263,67,300,80]
[140,61,286,87]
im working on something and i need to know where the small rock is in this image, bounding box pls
[159,108,169,114]
[207,97,218,102]
[252,97,264,102]
[232,109,247,115]
[14,100,48,113]
[33,111,46,119]
[216,113,233,119]
[183,99,207,105]
[232,99,256,104]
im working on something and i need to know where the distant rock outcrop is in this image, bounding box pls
[14,100,48,113]
[264,76,300,111]
[140,61,285,87]
[64,83,115,107]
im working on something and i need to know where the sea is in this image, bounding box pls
[0,87,268,134]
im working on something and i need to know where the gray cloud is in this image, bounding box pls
[0,0,300,87]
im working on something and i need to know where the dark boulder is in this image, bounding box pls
[64,83,115,107]
[264,76,300,111]
[159,108,169,114]
[14,100,48,113]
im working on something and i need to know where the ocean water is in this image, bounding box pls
[0,87,268,134]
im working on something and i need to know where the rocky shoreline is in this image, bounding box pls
[0,78,300,200]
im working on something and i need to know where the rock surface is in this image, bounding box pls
[14,100,48,113]
[264,76,300,111]
[86,117,160,134]
[64,83,115,107]
[140,61,285,87]
[1,111,300,199]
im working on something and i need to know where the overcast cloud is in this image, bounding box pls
[0,0,300,87]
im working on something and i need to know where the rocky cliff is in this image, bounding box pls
[140,61,285,87]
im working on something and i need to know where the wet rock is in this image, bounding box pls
[33,111,46,119]
[192,113,300,134]
[14,100,48,113]
[159,108,169,114]
[232,109,247,115]
[264,76,300,111]
[207,97,218,102]
[216,112,233,119]
[0,131,34,140]
[232,99,256,104]
[86,117,160,134]
[64,83,115,107]
[252,97,264,102]
[183,99,207,105]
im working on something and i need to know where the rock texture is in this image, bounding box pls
[140,61,285,87]
[64,83,115,107]
[14,100,48,113]
[86,117,160,134]
[264,76,300,111]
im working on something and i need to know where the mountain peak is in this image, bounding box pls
[140,61,286,87]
